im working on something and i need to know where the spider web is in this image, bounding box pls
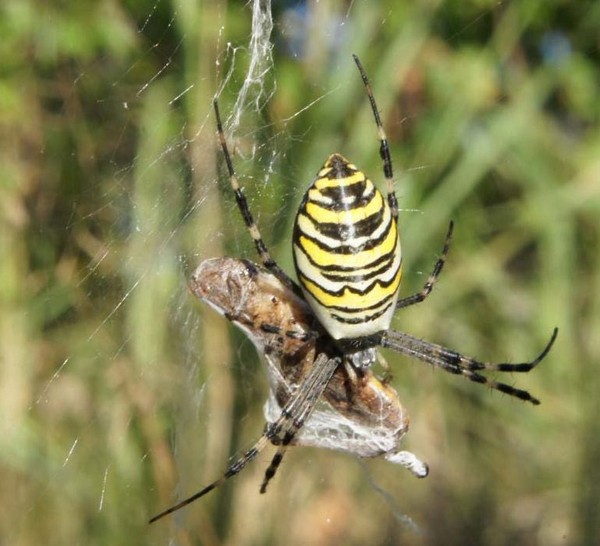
[26,0,291,539]
[17,0,572,544]
[27,0,425,538]
[24,1,431,541]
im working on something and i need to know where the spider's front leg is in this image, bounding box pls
[149,353,340,523]
[381,328,558,404]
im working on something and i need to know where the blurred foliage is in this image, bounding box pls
[1,0,599,545]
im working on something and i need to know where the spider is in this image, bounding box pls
[149,55,558,523]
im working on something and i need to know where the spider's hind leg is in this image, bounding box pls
[213,99,294,290]
[352,55,398,218]
[396,221,454,310]
[353,54,398,218]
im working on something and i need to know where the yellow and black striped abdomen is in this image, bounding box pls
[293,153,402,345]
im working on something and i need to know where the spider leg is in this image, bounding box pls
[352,54,398,218]
[149,431,273,524]
[396,221,454,310]
[259,353,341,493]
[149,353,340,523]
[213,99,295,290]
[381,328,558,405]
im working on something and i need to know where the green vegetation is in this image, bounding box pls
[1,1,599,544]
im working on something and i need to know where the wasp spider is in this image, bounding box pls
[149,55,557,523]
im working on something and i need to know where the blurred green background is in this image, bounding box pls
[2,0,599,544]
